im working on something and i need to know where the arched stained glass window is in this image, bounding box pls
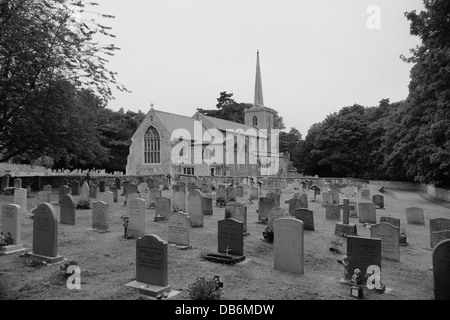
[144,126,160,164]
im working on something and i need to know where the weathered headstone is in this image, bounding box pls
[292,208,315,231]
[138,182,148,195]
[30,203,63,263]
[359,203,377,224]
[110,186,118,203]
[325,205,341,221]
[432,239,450,300]
[250,187,259,200]
[218,219,244,256]
[89,184,98,199]
[37,191,51,206]
[430,218,450,248]
[405,207,425,225]
[274,218,304,274]
[361,188,371,199]
[330,190,339,204]
[267,192,281,207]
[225,202,248,234]
[97,191,114,210]
[380,217,401,229]
[370,222,400,261]
[188,189,204,228]
[127,198,146,238]
[71,181,80,196]
[342,186,354,198]
[235,186,244,197]
[226,186,236,203]
[43,184,52,193]
[322,192,334,206]
[347,236,382,281]
[202,195,213,216]
[13,188,27,214]
[91,201,109,232]
[372,195,384,209]
[258,197,276,223]
[149,189,162,207]
[268,207,287,230]
[173,184,186,211]
[1,174,11,191]
[155,197,171,221]
[168,212,190,247]
[125,235,172,297]
[0,204,25,255]
[114,177,121,190]
[126,183,138,199]
[349,200,358,218]
[60,194,76,225]
[14,178,22,188]
[80,182,90,202]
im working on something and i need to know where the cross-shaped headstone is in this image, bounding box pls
[340,199,355,225]
[224,247,232,256]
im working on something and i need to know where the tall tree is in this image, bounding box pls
[0,0,127,163]
[388,0,450,186]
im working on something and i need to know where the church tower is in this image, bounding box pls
[244,51,276,131]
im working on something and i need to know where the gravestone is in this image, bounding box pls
[430,218,450,248]
[258,197,276,223]
[225,202,248,234]
[1,174,11,191]
[335,199,358,237]
[268,207,287,230]
[288,198,304,216]
[43,184,52,193]
[0,204,25,255]
[431,231,450,250]
[13,188,27,214]
[99,181,106,192]
[155,197,171,221]
[173,184,186,211]
[250,187,259,200]
[359,203,377,224]
[60,194,76,225]
[349,200,358,218]
[89,184,98,199]
[97,191,114,210]
[380,217,401,229]
[292,208,315,231]
[370,222,400,261]
[274,218,304,274]
[342,186,354,198]
[125,235,172,297]
[115,177,121,190]
[301,193,309,209]
[110,186,118,203]
[218,218,244,256]
[163,177,170,190]
[341,199,355,225]
[372,195,384,209]
[126,183,138,199]
[432,239,450,300]
[14,178,22,188]
[202,196,213,216]
[405,207,425,225]
[325,205,341,221]
[235,186,244,197]
[122,181,130,195]
[330,190,339,204]
[168,211,191,247]
[188,189,204,228]
[139,182,148,195]
[267,192,281,207]
[91,201,109,232]
[226,186,236,203]
[80,182,90,202]
[127,198,146,238]
[147,177,155,190]
[37,191,51,206]
[149,189,162,207]
[71,181,80,196]
[322,192,333,206]
[59,185,70,204]
[361,188,371,199]
[30,203,63,263]
[347,236,382,281]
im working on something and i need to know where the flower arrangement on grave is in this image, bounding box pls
[262,227,274,243]
[76,200,91,210]
[187,276,222,300]
[0,232,13,246]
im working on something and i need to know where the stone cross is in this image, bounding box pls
[225,246,232,256]
[341,199,355,225]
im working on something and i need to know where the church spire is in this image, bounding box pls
[254,50,264,107]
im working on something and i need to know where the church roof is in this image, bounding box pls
[201,115,267,138]
[154,110,211,141]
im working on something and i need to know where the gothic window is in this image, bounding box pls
[144,126,160,164]
[252,116,258,127]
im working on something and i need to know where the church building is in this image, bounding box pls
[126,52,289,177]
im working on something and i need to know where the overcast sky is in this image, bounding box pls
[92,0,425,137]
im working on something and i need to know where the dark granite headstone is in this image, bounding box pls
[347,236,382,280]
[60,194,75,225]
[433,239,450,300]
[218,218,244,256]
